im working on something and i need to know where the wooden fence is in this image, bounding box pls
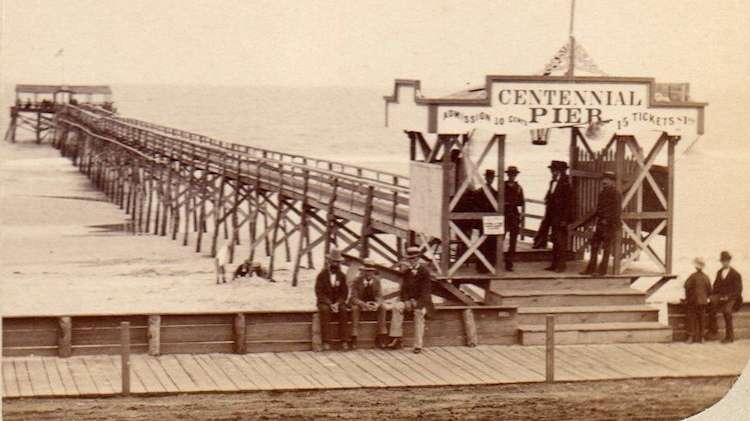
[668,302,750,341]
[2,306,518,357]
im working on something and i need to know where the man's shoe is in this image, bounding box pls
[505,266,514,272]
[412,347,422,354]
[721,337,734,344]
[544,266,557,271]
[386,337,403,349]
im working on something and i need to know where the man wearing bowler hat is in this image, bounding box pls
[543,160,574,272]
[315,248,351,350]
[503,166,525,271]
[581,171,622,275]
[349,258,387,349]
[385,246,434,353]
[707,251,743,343]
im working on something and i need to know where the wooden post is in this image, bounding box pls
[211,166,228,256]
[462,309,478,347]
[311,313,323,352]
[58,317,72,358]
[666,135,677,273]
[120,321,131,396]
[234,313,247,354]
[360,185,374,259]
[545,315,555,383]
[147,315,161,356]
[293,170,310,286]
[268,165,285,278]
[613,137,625,275]
[495,135,506,274]
[440,136,453,274]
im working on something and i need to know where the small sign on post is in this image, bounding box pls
[482,215,504,235]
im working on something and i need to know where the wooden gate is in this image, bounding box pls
[569,128,679,274]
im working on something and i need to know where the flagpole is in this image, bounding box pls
[567,0,576,81]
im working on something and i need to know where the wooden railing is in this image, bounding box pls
[115,116,409,189]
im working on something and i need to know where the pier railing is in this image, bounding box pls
[114,116,409,189]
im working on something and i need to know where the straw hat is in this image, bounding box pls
[405,246,421,258]
[362,258,377,271]
[327,248,344,262]
[692,257,705,269]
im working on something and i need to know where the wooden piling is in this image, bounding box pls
[311,313,323,352]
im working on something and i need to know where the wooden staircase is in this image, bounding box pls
[490,274,672,345]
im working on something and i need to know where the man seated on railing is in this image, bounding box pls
[315,248,351,350]
[384,246,434,354]
[349,259,387,350]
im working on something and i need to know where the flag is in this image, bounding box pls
[55,48,64,57]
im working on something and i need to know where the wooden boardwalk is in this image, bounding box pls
[3,341,749,398]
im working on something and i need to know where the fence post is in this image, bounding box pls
[311,313,323,352]
[58,317,72,358]
[121,321,131,396]
[462,309,478,347]
[148,315,161,356]
[546,315,555,383]
[234,313,247,354]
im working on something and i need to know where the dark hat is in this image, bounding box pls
[602,171,616,180]
[505,166,520,174]
[720,251,732,261]
[362,258,377,271]
[548,160,568,170]
[405,246,421,258]
[327,248,344,262]
[484,169,496,177]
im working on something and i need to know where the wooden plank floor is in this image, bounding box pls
[3,341,749,398]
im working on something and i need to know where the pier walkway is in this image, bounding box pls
[3,341,748,398]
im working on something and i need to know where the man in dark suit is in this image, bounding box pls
[707,251,744,343]
[581,171,622,275]
[477,169,499,272]
[503,166,525,271]
[315,248,350,350]
[544,160,574,272]
[349,259,387,349]
[385,246,434,354]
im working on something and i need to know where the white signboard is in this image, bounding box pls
[408,162,444,239]
[482,215,504,235]
[385,78,705,136]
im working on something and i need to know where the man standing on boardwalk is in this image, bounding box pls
[315,248,350,350]
[581,171,622,276]
[385,246,434,354]
[349,258,387,349]
[683,257,712,343]
[503,166,525,272]
[707,251,743,343]
[543,160,574,273]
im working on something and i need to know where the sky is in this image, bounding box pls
[2,0,750,142]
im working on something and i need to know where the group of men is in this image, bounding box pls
[314,247,433,354]
[482,159,622,275]
[683,251,743,343]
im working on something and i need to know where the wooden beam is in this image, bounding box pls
[148,315,161,356]
[58,316,72,358]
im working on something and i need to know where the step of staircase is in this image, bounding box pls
[492,276,632,291]
[512,248,577,263]
[519,322,673,345]
[498,288,645,307]
[517,305,659,325]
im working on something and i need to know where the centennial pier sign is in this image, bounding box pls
[384,76,706,136]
